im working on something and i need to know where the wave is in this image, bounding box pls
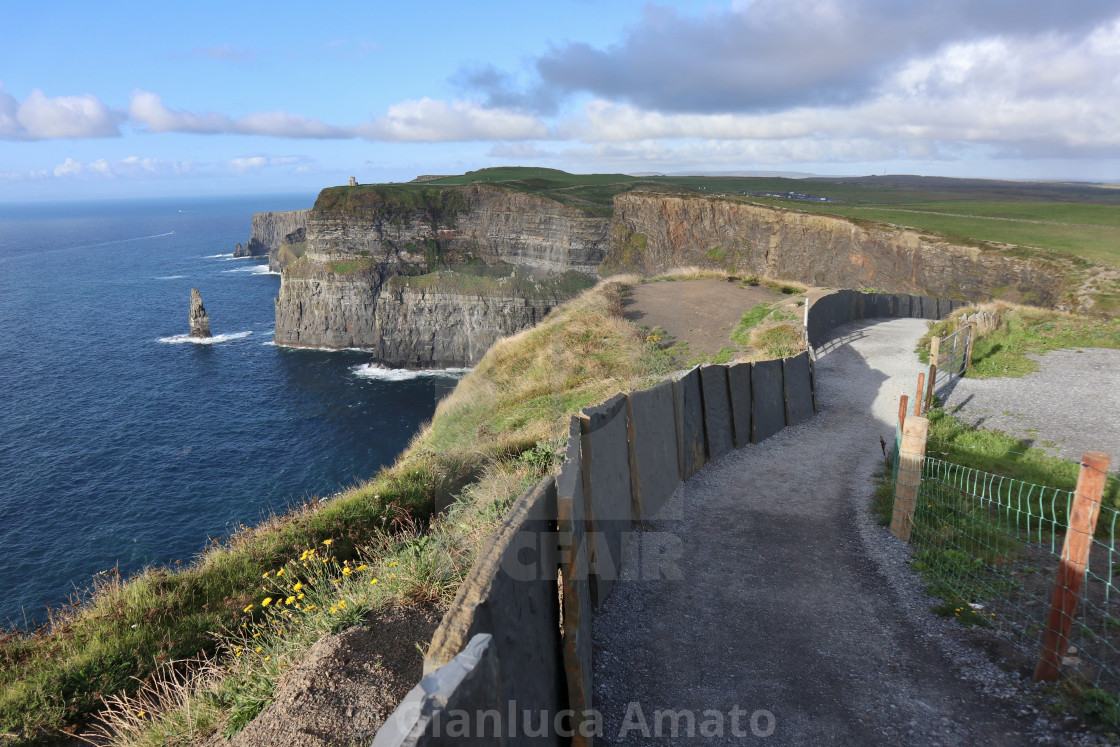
[222,255,254,261]
[158,331,253,345]
[154,275,187,280]
[351,363,471,381]
[68,231,175,251]
[205,253,234,259]
[223,265,278,275]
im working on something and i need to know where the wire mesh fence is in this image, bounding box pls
[894,442,1120,725]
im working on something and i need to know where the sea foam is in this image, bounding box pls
[158,331,254,345]
[351,363,471,381]
[223,265,278,275]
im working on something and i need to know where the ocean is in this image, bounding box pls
[0,195,462,627]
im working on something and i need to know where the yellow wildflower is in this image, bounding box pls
[243,604,254,612]
[293,582,303,592]
[370,578,380,585]
[356,564,367,571]
[322,539,333,546]
[342,567,352,576]
[262,571,270,579]
[285,596,295,605]
[276,568,284,577]
[262,597,273,607]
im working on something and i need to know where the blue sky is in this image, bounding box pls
[2,0,1119,201]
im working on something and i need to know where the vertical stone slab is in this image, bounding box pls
[921,295,939,320]
[423,477,563,744]
[806,296,828,347]
[373,633,504,746]
[674,368,707,479]
[626,380,680,521]
[751,359,785,443]
[866,292,891,319]
[891,293,908,318]
[580,394,633,608]
[937,296,954,319]
[728,361,753,449]
[557,416,593,744]
[783,352,815,427]
[700,365,734,462]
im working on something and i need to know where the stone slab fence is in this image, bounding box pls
[372,290,961,746]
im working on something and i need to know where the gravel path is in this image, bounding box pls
[592,318,1091,746]
[938,348,1120,467]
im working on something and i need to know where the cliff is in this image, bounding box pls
[305,184,609,275]
[606,193,1074,307]
[274,262,582,366]
[234,210,310,271]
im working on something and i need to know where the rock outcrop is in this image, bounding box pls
[274,264,567,367]
[273,184,608,365]
[606,193,1074,307]
[305,184,609,275]
[234,210,310,272]
[189,289,211,338]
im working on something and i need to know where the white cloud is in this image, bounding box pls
[559,21,1120,161]
[0,83,123,140]
[361,98,548,142]
[129,91,548,143]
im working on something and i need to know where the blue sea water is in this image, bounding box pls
[0,195,461,627]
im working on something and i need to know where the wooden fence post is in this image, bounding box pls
[890,416,929,542]
[1034,451,1112,682]
[930,335,940,370]
[898,394,908,430]
[925,363,937,412]
[914,373,925,416]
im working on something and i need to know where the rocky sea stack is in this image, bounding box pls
[189,288,211,338]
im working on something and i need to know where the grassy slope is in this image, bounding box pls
[0,278,661,744]
[918,302,1120,378]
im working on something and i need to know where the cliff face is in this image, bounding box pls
[234,210,310,270]
[306,184,609,275]
[607,193,1072,307]
[274,263,560,367]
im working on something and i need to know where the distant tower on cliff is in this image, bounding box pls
[348,176,357,187]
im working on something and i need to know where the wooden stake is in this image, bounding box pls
[898,394,908,430]
[1034,451,1111,682]
[890,416,929,543]
[925,363,936,412]
[914,373,924,416]
[930,335,941,370]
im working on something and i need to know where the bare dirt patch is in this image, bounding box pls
[623,278,784,356]
[212,604,443,747]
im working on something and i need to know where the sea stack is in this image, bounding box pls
[189,289,212,338]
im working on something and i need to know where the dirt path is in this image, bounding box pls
[592,319,1075,745]
[623,279,785,356]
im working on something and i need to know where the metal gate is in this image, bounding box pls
[930,324,972,393]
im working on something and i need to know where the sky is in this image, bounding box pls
[2,0,1119,201]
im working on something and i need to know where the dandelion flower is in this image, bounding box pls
[356,564,367,571]
[255,646,262,653]
[297,593,305,600]
[342,567,352,576]
[389,561,399,567]
[262,597,273,607]
[293,582,303,592]
[243,604,254,612]
[370,578,380,585]
[262,571,271,579]
[277,568,284,577]
[323,539,333,546]
[285,596,295,605]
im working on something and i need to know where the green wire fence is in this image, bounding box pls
[892,435,1120,725]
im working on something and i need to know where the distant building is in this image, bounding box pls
[348,176,357,187]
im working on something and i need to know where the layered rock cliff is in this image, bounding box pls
[234,210,310,272]
[274,262,571,367]
[305,184,609,275]
[606,193,1073,307]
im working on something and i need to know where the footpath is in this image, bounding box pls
[592,318,1076,745]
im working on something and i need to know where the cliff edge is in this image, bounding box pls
[234,209,310,272]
